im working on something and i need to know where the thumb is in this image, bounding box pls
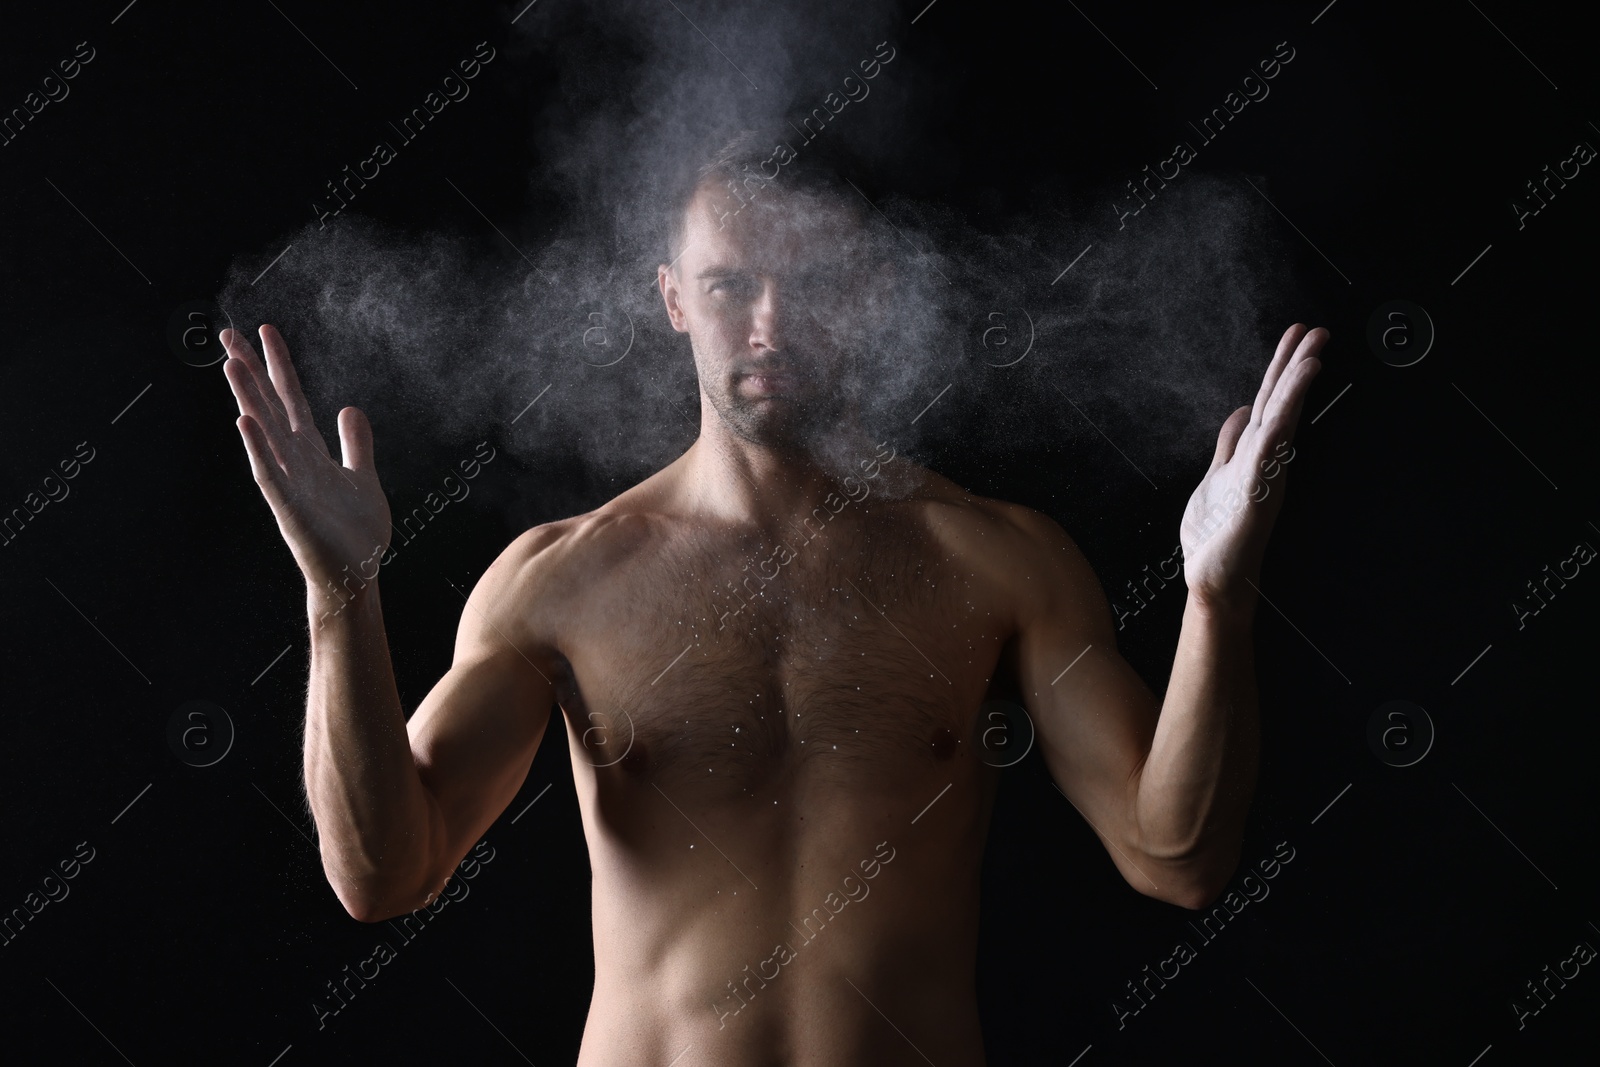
[337,406,376,472]
[1210,405,1251,469]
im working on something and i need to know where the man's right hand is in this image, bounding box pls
[221,324,392,604]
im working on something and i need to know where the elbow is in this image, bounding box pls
[1138,873,1228,911]
[333,880,397,923]
[1131,875,1221,911]
[346,903,387,924]
[1166,879,1228,912]
[1136,843,1242,911]
[343,894,400,924]
[338,882,429,923]
[326,858,437,923]
[315,819,442,923]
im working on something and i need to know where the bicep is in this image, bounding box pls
[406,543,559,890]
[1006,513,1162,879]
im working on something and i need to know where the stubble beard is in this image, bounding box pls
[706,367,850,456]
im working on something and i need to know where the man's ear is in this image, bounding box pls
[658,263,689,333]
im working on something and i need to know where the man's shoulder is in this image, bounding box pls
[909,473,1082,562]
[455,502,673,655]
[908,479,1101,618]
[492,504,667,598]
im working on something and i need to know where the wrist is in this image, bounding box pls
[307,572,380,629]
[1186,584,1256,627]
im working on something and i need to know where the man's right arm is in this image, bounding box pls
[306,526,560,922]
[218,323,559,923]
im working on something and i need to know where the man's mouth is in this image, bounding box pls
[739,372,795,395]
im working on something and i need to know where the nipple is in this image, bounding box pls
[621,741,651,776]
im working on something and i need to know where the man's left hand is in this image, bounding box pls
[1179,323,1328,612]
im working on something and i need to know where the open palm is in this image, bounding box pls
[221,324,392,592]
[1180,323,1327,607]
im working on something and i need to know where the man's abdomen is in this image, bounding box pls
[575,762,997,1067]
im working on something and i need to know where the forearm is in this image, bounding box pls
[1133,589,1259,888]
[304,580,438,919]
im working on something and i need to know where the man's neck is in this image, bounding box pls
[682,426,876,537]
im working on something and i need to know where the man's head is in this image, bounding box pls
[659,131,889,453]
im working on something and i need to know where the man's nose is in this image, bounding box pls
[749,279,786,352]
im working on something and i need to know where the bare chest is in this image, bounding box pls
[552,510,1012,793]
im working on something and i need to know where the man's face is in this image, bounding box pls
[661,181,876,450]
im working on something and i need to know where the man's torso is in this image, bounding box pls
[514,457,1039,1066]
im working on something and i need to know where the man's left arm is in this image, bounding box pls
[1005,324,1326,910]
[1132,587,1260,905]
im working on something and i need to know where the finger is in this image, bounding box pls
[1261,328,1328,438]
[259,324,318,434]
[1249,323,1309,426]
[1210,405,1251,469]
[236,413,292,514]
[223,354,292,469]
[337,406,376,472]
[1262,342,1325,446]
[220,327,272,397]
[221,330,293,443]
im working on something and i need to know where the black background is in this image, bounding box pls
[1,1,1596,1064]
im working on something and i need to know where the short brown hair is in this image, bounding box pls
[665,127,864,264]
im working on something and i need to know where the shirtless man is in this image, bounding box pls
[220,135,1326,1065]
